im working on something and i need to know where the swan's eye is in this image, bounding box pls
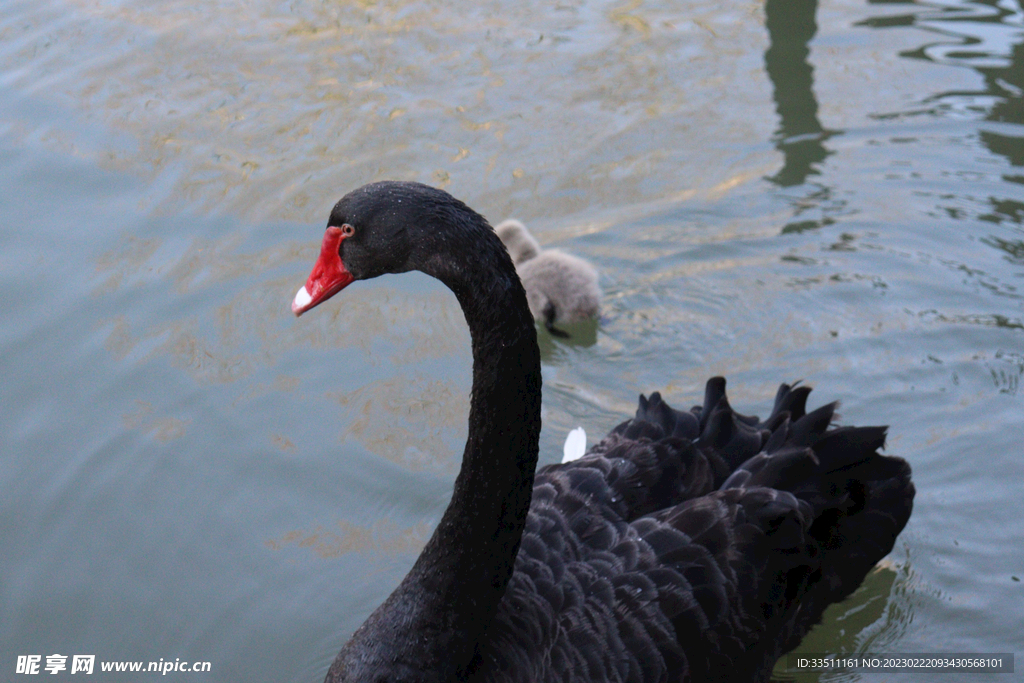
[341,224,356,237]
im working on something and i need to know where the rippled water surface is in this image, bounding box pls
[2,0,1022,680]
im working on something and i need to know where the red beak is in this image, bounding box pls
[292,226,355,316]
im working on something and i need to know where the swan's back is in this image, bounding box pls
[470,378,913,683]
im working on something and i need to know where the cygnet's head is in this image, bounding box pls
[495,219,541,265]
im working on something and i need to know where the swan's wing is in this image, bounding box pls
[546,377,813,522]
[474,469,673,683]
[476,386,913,683]
[628,431,914,679]
[479,470,811,682]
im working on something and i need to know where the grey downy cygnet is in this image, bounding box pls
[494,219,600,338]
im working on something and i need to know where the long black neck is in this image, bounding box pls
[327,211,542,682]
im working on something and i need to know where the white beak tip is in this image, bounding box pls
[291,285,312,316]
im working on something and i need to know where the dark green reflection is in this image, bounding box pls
[859,0,1024,287]
[860,0,1024,169]
[764,0,835,187]
[770,565,905,682]
[982,41,1024,168]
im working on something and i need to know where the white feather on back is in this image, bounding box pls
[561,427,587,463]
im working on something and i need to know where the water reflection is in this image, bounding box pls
[763,0,847,236]
[981,233,1024,265]
[860,0,1024,170]
[763,0,834,188]
[266,519,431,559]
[771,562,912,682]
[329,375,467,472]
[858,0,1024,333]
[981,41,1024,168]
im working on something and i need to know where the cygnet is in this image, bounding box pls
[494,219,600,338]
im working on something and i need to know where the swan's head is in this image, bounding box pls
[292,181,501,316]
[494,219,540,265]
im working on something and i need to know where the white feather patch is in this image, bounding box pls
[562,427,587,463]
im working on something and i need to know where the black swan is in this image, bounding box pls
[291,181,914,683]
[493,218,601,338]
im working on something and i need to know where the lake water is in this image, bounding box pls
[1,0,1022,680]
